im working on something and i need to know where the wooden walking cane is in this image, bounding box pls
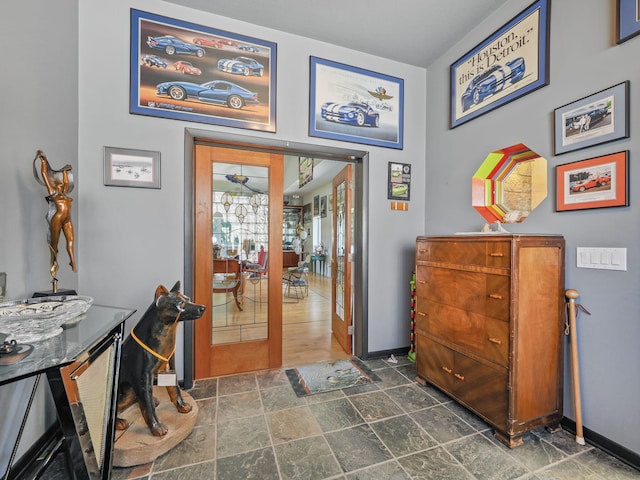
[565,289,590,446]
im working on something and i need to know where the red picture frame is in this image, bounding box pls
[556,151,629,212]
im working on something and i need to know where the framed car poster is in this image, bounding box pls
[387,162,411,200]
[130,9,276,132]
[450,0,550,128]
[309,57,404,150]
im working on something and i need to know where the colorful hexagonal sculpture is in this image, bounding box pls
[472,143,547,224]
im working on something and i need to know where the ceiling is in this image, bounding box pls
[164,0,510,68]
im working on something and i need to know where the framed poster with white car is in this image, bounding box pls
[450,0,550,128]
[309,57,404,149]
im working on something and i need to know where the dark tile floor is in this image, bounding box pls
[42,356,640,479]
[106,356,639,480]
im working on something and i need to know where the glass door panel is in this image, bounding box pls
[211,163,269,345]
[194,144,284,378]
[335,182,346,321]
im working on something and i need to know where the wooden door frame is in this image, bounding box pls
[182,129,369,388]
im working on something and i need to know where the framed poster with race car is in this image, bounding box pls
[309,57,404,150]
[450,0,550,128]
[130,9,276,132]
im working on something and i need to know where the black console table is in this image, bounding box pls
[1,304,135,480]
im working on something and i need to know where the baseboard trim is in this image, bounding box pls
[561,418,640,471]
[360,346,411,361]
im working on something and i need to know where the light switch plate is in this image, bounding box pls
[576,247,627,271]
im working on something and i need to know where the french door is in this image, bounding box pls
[193,145,283,378]
[331,164,353,354]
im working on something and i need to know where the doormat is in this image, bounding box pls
[285,358,380,397]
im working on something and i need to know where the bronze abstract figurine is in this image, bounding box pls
[33,150,77,292]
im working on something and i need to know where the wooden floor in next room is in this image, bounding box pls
[282,273,350,367]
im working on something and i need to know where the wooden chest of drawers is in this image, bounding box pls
[415,234,565,447]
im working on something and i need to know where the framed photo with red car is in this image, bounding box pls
[556,151,629,212]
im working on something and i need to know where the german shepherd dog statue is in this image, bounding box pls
[116,281,205,436]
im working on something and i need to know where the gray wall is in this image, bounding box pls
[77,0,427,361]
[0,0,79,470]
[426,0,639,455]
[2,0,638,467]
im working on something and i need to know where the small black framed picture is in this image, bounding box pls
[387,162,411,201]
[320,196,327,218]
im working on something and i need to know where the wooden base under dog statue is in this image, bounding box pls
[113,387,199,467]
[112,281,206,467]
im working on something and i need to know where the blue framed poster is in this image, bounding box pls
[309,57,404,150]
[450,0,550,128]
[617,0,640,44]
[130,9,277,132]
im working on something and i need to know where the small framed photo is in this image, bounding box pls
[387,162,411,200]
[303,203,312,224]
[313,195,320,216]
[556,151,629,212]
[104,146,161,189]
[309,56,404,150]
[320,195,327,218]
[299,157,313,188]
[450,0,550,128]
[554,81,629,155]
[617,0,640,44]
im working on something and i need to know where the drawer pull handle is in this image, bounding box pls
[441,366,452,374]
[417,280,427,285]
[489,252,504,257]
[488,337,502,345]
[488,294,503,300]
[418,249,429,253]
[454,373,465,381]
[417,311,427,317]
